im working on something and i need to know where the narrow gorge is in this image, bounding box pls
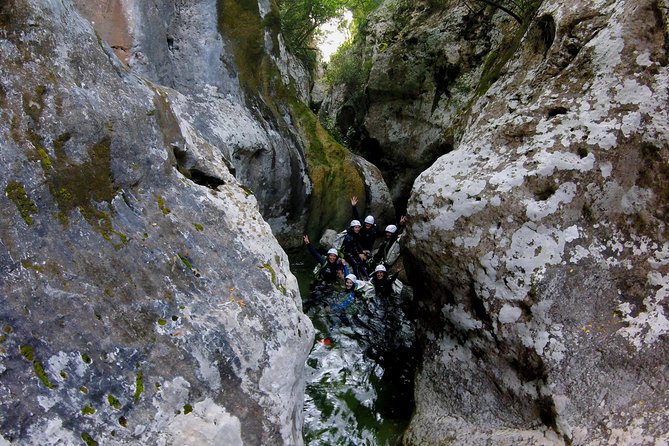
[1,0,667,445]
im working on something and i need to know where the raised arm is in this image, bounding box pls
[303,235,325,264]
[351,196,361,221]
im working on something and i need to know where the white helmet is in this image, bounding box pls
[385,224,398,234]
[350,220,361,227]
[374,264,386,273]
[327,248,338,256]
[345,274,357,283]
[364,215,375,225]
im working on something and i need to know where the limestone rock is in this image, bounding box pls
[321,0,515,210]
[405,0,669,444]
[0,1,313,444]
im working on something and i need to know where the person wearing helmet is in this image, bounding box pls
[332,274,366,312]
[370,264,400,299]
[303,235,348,286]
[350,196,377,253]
[372,215,407,266]
[341,219,369,279]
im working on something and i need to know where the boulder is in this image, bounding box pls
[404,0,669,444]
[0,0,313,444]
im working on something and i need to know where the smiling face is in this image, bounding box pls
[352,225,361,233]
[375,270,385,280]
[345,279,354,289]
[365,223,373,230]
[327,253,337,263]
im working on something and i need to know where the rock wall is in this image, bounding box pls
[0,0,314,444]
[404,0,669,444]
[319,0,519,212]
[68,0,392,248]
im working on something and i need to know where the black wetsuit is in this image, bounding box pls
[371,273,398,299]
[352,205,378,252]
[341,229,368,278]
[306,243,346,284]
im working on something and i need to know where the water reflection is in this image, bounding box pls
[289,250,417,446]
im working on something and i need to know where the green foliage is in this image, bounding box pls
[279,0,343,69]
[279,0,381,69]
[324,39,371,88]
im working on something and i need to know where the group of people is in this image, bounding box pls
[303,196,407,303]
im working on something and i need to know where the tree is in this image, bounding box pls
[278,0,381,69]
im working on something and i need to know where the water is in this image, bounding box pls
[288,249,417,446]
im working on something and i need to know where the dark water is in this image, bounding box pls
[288,249,417,446]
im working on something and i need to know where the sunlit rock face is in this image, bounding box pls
[405,0,669,444]
[0,0,313,444]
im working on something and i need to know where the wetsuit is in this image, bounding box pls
[306,243,347,284]
[352,205,378,252]
[341,229,368,279]
[371,273,398,299]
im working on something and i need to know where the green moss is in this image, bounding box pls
[2,325,12,334]
[193,223,203,231]
[261,263,287,295]
[6,181,38,225]
[81,353,92,364]
[33,360,56,389]
[217,0,266,92]
[21,260,44,272]
[118,416,127,428]
[178,253,193,270]
[240,185,254,197]
[133,371,144,401]
[38,132,125,246]
[81,404,95,416]
[20,345,34,361]
[155,194,171,215]
[107,394,121,410]
[81,432,98,446]
[59,371,67,379]
[183,403,193,414]
[475,11,539,97]
[261,263,276,283]
[80,386,89,394]
[157,319,167,326]
[289,99,365,236]
[0,335,6,344]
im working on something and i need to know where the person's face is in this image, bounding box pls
[353,225,361,233]
[375,271,385,280]
[365,223,372,230]
[327,254,337,263]
[345,279,354,289]
[385,231,392,238]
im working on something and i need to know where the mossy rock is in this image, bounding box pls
[289,99,366,237]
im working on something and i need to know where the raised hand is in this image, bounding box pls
[351,196,358,206]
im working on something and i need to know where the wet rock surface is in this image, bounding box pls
[404,0,669,444]
[0,0,314,444]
